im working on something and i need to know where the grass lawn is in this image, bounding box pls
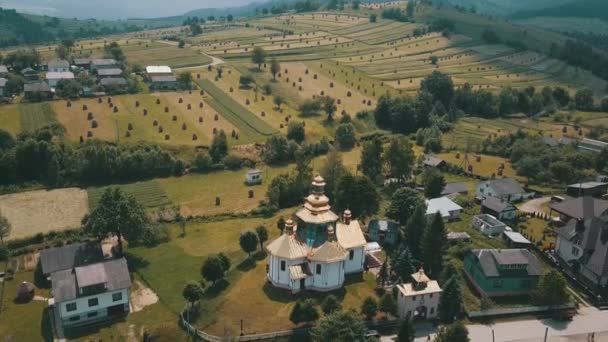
[125,44,212,68]
[0,104,22,136]
[87,179,172,209]
[438,151,519,180]
[19,103,58,132]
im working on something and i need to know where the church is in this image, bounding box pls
[265,175,367,293]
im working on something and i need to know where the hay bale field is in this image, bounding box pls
[0,188,88,239]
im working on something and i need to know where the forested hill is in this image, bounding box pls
[437,0,572,16]
[0,8,54,47]
[509,0,608,21]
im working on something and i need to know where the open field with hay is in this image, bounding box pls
[0,188,88,239]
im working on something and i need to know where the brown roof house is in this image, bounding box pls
[549,197,608,223]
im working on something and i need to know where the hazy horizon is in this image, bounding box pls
[0,0,258,20]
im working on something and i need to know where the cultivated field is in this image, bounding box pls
[0,188,89,239]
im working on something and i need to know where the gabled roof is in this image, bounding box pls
[425,196,463,217]
[265,233,308,260]
[541,136,558,147]
[423,155,445,167]
[150,75,177,82]
[40,242,104,275]
[579,138,608,153]
[482,196,515,213]
[310,240,347,263]
[567,182,608,190]
[24,81,51,92]
[336,220,366,249]
[482,178,525,196]
[91,58,117,66]
[470,249,541,278]
[441,182,468,196]
[0,65,8,73]
[550,197,608,220]
[73,58,91,65]
[47,59,69,68]
[46,71,74,80]
[146,65,172,74]
[0,78,6,87]
[97,68,122,76]
[100,77,127,86]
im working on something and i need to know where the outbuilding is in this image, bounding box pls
[567,182,608,198]
[245,169,263,185]
[425,196,463,221]
[46,71,75,87]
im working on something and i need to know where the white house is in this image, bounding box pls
[265,176,366,293]
[246,169,263,185]
[47,59,70,72]
[0,78,6,97]
[396,268,442,321]
[425,196,463,221]
[40,243,131,328]
[46,71,75,87]
[472,214,509,237]
[476,178,529,203]
[146,65,173,77]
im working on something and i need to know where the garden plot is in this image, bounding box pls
[0,188,89,239]
[265,13,368,30]
[284,62,375,116]
[124,44,212,68]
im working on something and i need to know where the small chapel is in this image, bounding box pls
[265,175,367,293]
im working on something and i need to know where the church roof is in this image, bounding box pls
[295,207,339,224]
[289,264,310,280]
[309,240,347,263]
[265,233,308,260]
[336,221,366,249]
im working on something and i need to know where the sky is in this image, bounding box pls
[0,0,255,19]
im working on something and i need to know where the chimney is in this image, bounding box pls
[285,219,295,235]
[327,225,335,241]
[343,209,352,225]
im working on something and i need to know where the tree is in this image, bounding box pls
[420,213,447,278]
[361,296,378,320]
[55,79,81,99]
[193,153,213,172]
[227,14,234,22]
[182,281,204,310]
[178,40,185,48]
[287,121,305,143]
[434,321,470,342]
[321,294,342,315]
[312,310,366,342]
[320,148,347,199]
[430,55,438,65]
[352,0,360,10]
[334,123,357,150]
[574,88,594,111]
[252,47,266,70]
[178,72,193,90]
[421,168,446,198]
[201,255,226,284]
[386,188,423,226]
[438,276,463,323]
[0,211,11,244]
[209,130,228,162]
[393,244,415,281]
[397,319,415,342]
[218,252,231,271]
[379,293,398,317]
[273,95,284,110]
[370,14,377,23]
[322,96,337,121]
[299,98,322,116]
[360,137,384,183]
[82,188,148,255]
[261,135,292,165]
[532,270,570,306]
[270,58,280,80]
[255,225,268,251]
[190,23,203,36]
[333,174,380,219]
[406,0,415,17]
[420,71,454,108]
[290,299,319,325]
[239,230,259,257]
[404,205,426,256]
[277,217,286,234]
[384,137,414,182]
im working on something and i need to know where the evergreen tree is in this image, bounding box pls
[321,294,342,315]
[255,225,268,250]
[276,217,286,234]
[532,270,570,306]
[397,319,415,342]
[404,205,426,256]
[421,167,446,198]
[209,130,228,162]
[437,276,463,323]
[320,148,347,200]
[393,244,415,281]
[360,136,384,183]
[434,321,470,342]
[379,293,398,317]
[420,213,447,278]
[361,296,378,320]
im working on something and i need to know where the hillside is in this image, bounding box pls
[438,0,572,16]
[510,0,608,21]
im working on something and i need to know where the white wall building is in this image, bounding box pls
[46,71,75,87]
[396,268,442,322]
[476,178,529,203]
[426,196,463,221]
[265,176,366,293]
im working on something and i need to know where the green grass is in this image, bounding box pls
[197,79,278,142]
[19,103,58,132]
[125,45,212,68]
[87,179,172,209]
[0,104,22,136]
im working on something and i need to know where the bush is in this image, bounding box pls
[334,123,357,150]
[0,244,9,261]
[141,224,171,247]
[193,153,213,173]
[223,154,243,170]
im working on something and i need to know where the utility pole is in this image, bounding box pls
[544,327,548,342]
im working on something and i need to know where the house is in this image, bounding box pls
[503,231,531,248]
[578,138,608,153]
[40,243,131,328]
[425,196,463,221]
[146,65,173,77]
[396,268,442,322]
[463,249,541,297]
[541,136,558,147]
[555,211,608,288]
[476,178,528,202]
[149,75,178,90]
[422,155,446,169]
[566,182,608,198]
[46,71,75,87]
[73,58,91,69]
[96,68,123,79]
[0,65,8,77]
[24,81,52,101]
[100,78,127,88]
[367,219,399,245]
[90,59,118,72]
[441,182,469,197]
[265,176,366,293]
[47,59,70,72]
[245,169,263,185]
[0,78,6,97]
[481,196,517,221]
[472,214,509,237]
[21,67,39,81]
[549,197,608,223]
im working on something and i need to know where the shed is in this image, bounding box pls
[472,214,508,237]
[246,169,263,185]
[578,138,608,153]
[503,231,531,248]
[24,81,52,100]
[149,75,178,90]
[100,77,127,87]
[90,59,118,71]
[21,67,39,81]
[422,155,446,168]
[96,68,123,78]
[146,65,173,76]
[367,219,399,245]
[425,196,463,221]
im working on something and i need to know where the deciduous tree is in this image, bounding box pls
[0,211,11,244]
[422,167,446,198]
[434,321,470,342]
[209,130,228,162]
[360,137,384,183]
[312,310,366,342]
[386,188,423,226]
[239,230,259,257]
[252,47,266,70]
[321,294,342,315]
[532,270,570,306]
[290,299,319,325]
[255,225,268,250]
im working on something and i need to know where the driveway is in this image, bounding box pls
[518,196,551,214]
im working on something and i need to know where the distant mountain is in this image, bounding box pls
[439,0,573,16]
[509,0,608,21]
